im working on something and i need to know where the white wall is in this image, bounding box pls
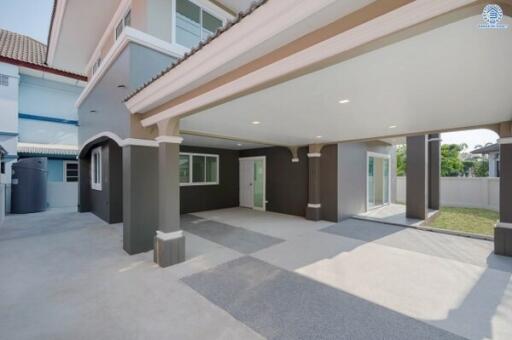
[0,184,4,226]
[396,177,499,211]
[47,182,78,208]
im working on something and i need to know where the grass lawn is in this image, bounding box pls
[428,207,499,236]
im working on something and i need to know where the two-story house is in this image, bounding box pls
[46,0,512,266]
[0,28,85,212]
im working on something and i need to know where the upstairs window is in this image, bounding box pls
[91,147,102,190]
[115,9,132,40]
[176,0,223,49]
[179,153,218,185]
[64,161,78,182]
[0,74,8,87]
[92,57,101,75]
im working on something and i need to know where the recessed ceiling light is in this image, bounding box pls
[251,121,261,125]
[316,135,323,139]
[389,125,397,129]
[338,99,350,104]
[237,143,243,146]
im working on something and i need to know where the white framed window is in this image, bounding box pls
[63,161,78,182]
[115,9,132,40]
[179,152,219,186]
[175,0,224,49]
[91,147,102,190]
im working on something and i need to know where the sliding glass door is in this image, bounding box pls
[367,153,391,210]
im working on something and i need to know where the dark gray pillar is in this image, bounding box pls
[306,153,321,221]
[78,157,91,212]
[122,145,159,255]
[495,141,512,256]
[406,135,428,220]
[428,134,441,210]
[154,139,185,267]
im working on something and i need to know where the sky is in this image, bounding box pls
[0,0,53,43]
[441,129,499,151]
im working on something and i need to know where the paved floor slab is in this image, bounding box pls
[182,214,284,254]
[183,256,466,340]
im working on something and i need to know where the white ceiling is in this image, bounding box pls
[182,133,268,150]
[180,15,512,146]
[51,0,121,74]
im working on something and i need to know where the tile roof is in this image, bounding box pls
[124,0,268,103]
[17,142,78,157]
[0,29,47,65]
[0,28,86,81]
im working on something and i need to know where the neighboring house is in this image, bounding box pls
[46,0,512,265]
[471,143,500,177]
[0,29,86,212]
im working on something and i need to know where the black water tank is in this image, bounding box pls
[11,158,48,214]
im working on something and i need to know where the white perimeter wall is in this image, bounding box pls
[47,182,77,208]
[0,184,4,226]
[396,177,499,212]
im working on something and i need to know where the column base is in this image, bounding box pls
[154,230,185,267]
[495,222,512,256]
[306,204,321,221]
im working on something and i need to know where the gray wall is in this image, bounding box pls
[180,146,239,214]
[80,140,123,224]
[320,144,339,222]
[78,43,176,144]
[338,141,396,219]
[239,146,309,218]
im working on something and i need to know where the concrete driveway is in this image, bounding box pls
[1,207,511,339]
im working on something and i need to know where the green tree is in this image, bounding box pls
[473,160,489,177]
[396,145,406,176]
[441,144,464,177]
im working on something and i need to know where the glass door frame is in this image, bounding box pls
[366,151,391,211]
[238,156,266,211]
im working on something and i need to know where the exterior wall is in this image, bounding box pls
[78,44,176,144]
[84,141,123,223]
[0,63,20,189]
[239,146,309,218]
[0,183,4,226]
[320,144,339,222]
[48,182,78,208]
[396,176,500,211]
[180,145,239,214]
[18,75,81,145]
[338,141,397,219]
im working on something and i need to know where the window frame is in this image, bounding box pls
[63,161,79,183]
[179,152,219,186]
[115,8,132,40]
[91,147,102,191]
[173,0,226,49]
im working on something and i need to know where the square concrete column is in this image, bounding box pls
[428,134,441,210]
[154,136,185,267]
[495,139,512,256]
[406,135,428,220]
[123,144,159,255]
[306,152,321,221]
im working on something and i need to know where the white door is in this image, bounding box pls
[239,157,266,210]
[239,159,254,208]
